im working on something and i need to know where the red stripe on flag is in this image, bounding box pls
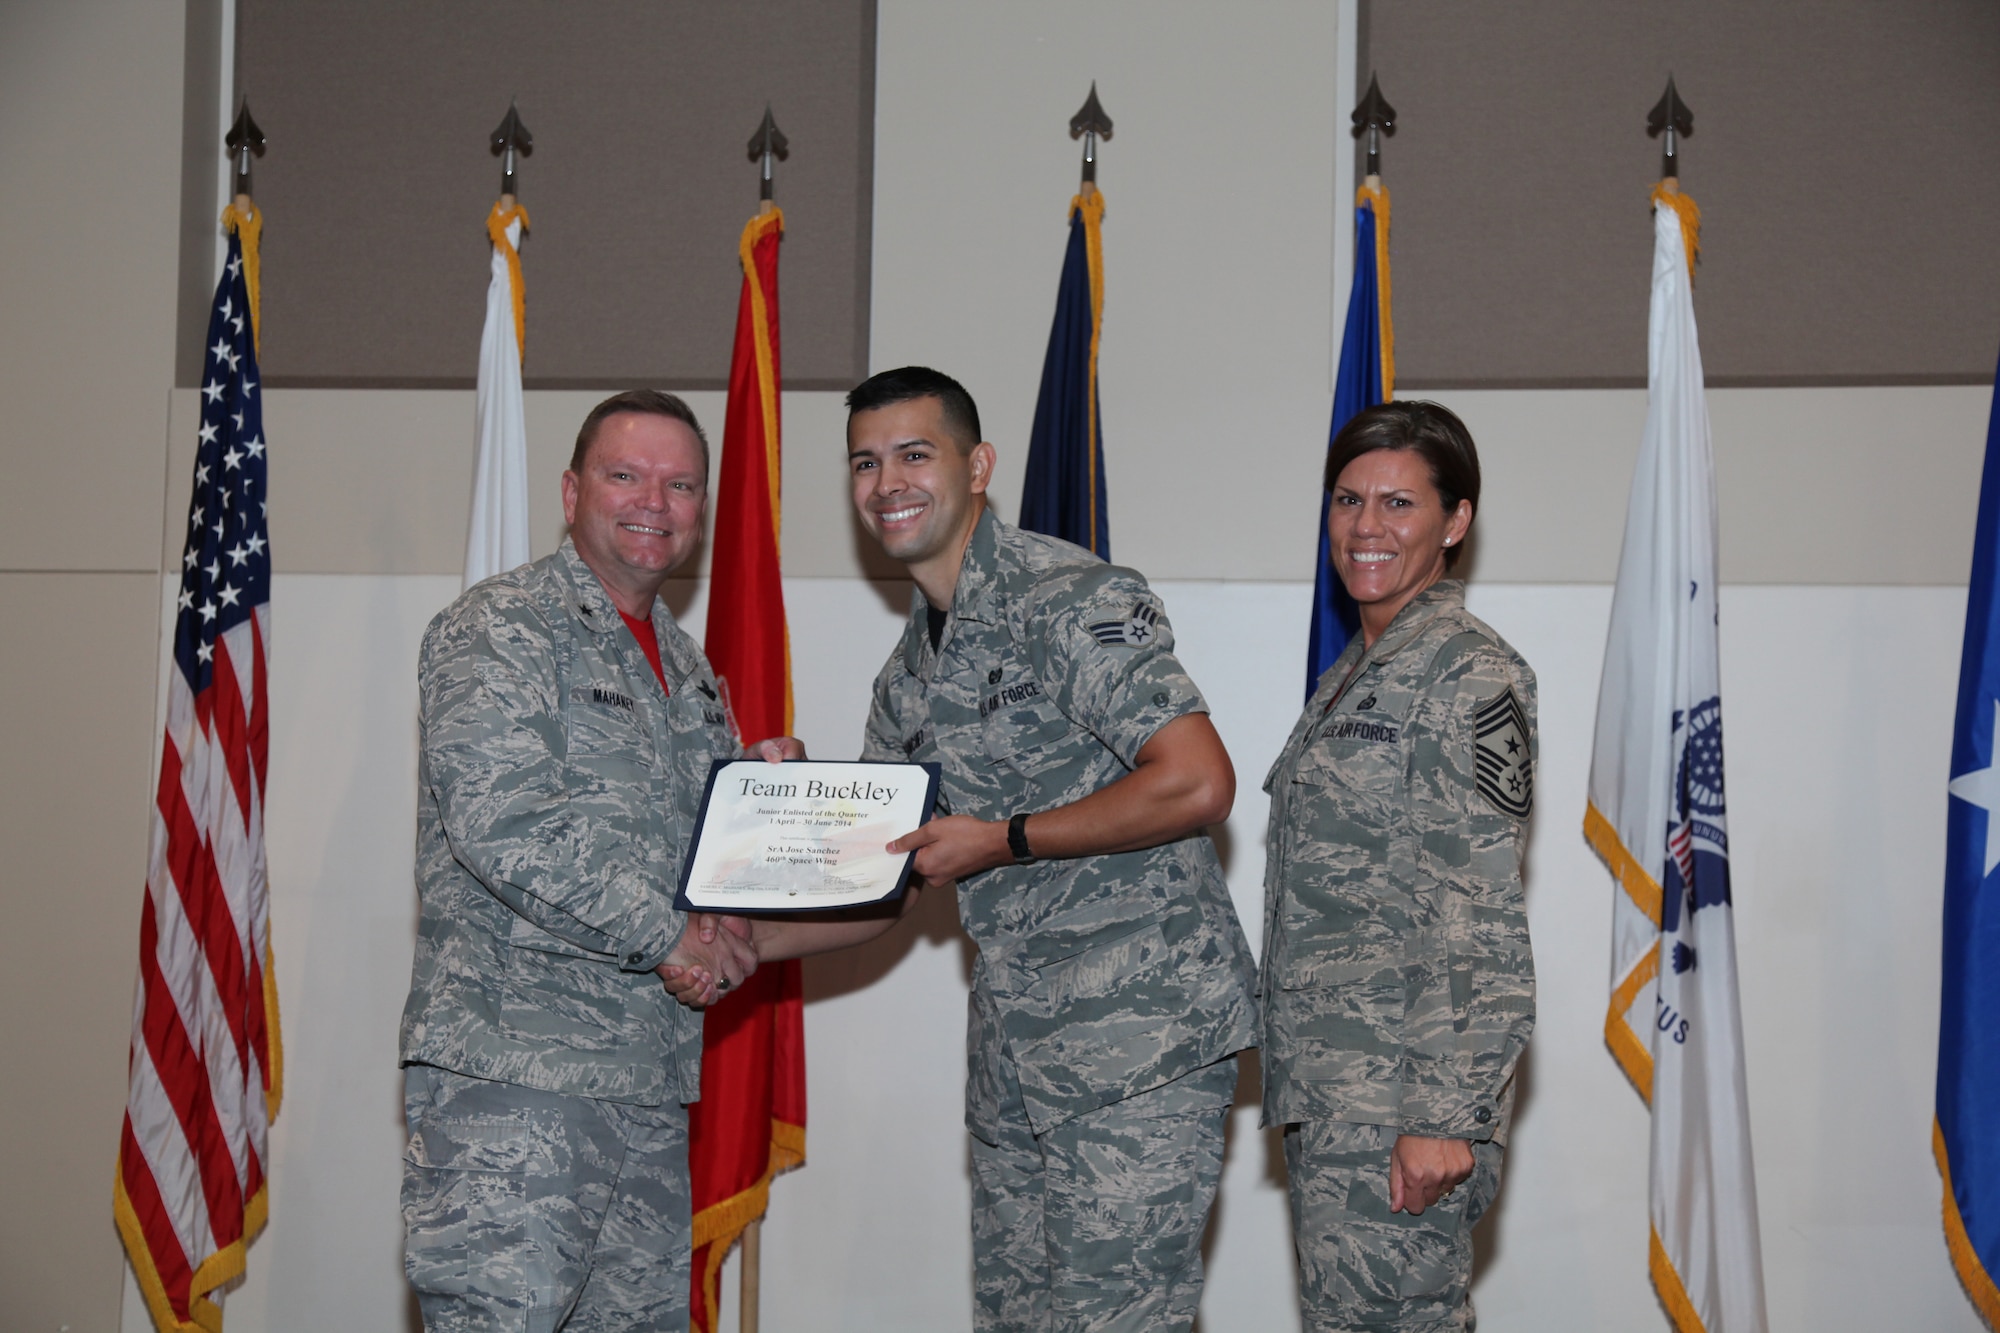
[135,878,246,1247]
[211,634,255,829]
[156,731,254,1074]
[120,1115,197,1319]
[248,612,269,792]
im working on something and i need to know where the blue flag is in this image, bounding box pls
[1307,188,1390,696]
[1021,192,1110,559]
[1938,347,2000,1328]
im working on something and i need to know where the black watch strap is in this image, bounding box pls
[1007,811,1038,865]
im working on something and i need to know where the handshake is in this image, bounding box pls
[651,886,929,1008]
[655,913,759,1009]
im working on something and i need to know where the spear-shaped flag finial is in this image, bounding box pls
[1069,82,1114,186]
[226,98,265,200]
[747,105,789,203]
[1647,76,1694,181]
[1351,74,1396,179]
[491,99,533,199]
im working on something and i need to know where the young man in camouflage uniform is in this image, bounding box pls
[400,391,790,1331]
[846,366,1259,1332]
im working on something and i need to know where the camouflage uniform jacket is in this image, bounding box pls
[401,539,737,1106]
[1259,580,1536,1142]
[863,510,1259,1138]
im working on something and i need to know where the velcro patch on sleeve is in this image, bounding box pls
[1087,601,1160,647]
[1473,687,1533,817]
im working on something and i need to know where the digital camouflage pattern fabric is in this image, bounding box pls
[862,511,1259,1139]
[402,538,737,1106]
[400,539,739,1327]
[970,1058,1237,1333]
[863,511,1256,1330]
[1259,579,1537,1141]
[402,1064,693,1332]
[1283,1119,1504,1332]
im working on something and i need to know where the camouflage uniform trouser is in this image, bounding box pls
[401,1065,691,1333]
[1283,1120,1505,1332]
[969,1055,1238,1333]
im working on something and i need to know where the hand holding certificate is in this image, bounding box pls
[675,759,942,914]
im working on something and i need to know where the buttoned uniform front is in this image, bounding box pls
[1260,579,1536,1332]
[863,510,1258,1332]
[400,537,738,1331]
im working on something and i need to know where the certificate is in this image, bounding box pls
[673,759,942,914]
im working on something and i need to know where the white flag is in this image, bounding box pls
[1585,189,1768,1333]
[464,202,531,589]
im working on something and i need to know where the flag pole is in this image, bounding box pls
[736,108,789,1333]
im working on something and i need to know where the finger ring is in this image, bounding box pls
[717,979,732,992]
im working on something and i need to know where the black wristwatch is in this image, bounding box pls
[1007,811,1038,866]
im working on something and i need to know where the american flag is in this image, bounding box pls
[115,218,282,1333]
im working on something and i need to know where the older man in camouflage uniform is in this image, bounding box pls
[400,391,786,1331]
[845,367,1259,1332]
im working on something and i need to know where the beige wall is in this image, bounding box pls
[0,4,188,1331]
[172,381,1990,586]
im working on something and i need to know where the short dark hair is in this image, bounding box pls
[844,366,983,450]
[570,390,710,475]
[1323,400,1482,568]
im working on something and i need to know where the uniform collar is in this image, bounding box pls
[555,537,701,685]
[1365,579,1466,663]
[901,506,1004,676]
[1317,578,1467,704]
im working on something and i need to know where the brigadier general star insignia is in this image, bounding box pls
[1473,687,1532,817]
[1089,601,1159,647]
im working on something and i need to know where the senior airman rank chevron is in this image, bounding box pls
[1089,601,1158,647]
[1935,345,2000,1328]
[115,205,282,1333]
[1584,186,1767,1333]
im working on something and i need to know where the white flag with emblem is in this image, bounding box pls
[465,202,531,588]
[1584,188,1768,1333]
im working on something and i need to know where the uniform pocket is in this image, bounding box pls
[983,698,1083,775]
[1294,735,1401,798]
[1027,921,1170,1008]
[404,1108,564,1175]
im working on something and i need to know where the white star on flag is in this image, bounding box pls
[223,446,244,470]
[199,422,219,445]
[1948,701,2000,877]
[203,380,224,404]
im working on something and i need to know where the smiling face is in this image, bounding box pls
[1328,446,1474,642]
[846,395,994,604]
[562,411,708,616]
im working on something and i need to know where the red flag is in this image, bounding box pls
[115,203,282,1333]
[691,204,807,1332]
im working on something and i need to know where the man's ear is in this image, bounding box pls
[969,441,997,496]
[561,470,579,526]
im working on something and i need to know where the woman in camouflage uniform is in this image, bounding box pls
[1261,401,1536,1331]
